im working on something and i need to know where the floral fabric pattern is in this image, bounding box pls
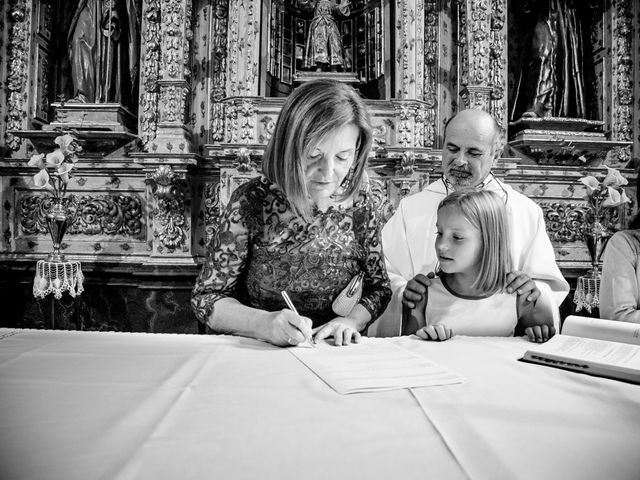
[192,175,391,328]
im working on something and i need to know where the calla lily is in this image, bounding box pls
[45,149,65,168]
[601,187,631,208]
[33,169,53,191]
[579,175,599,193]
[602,166,628,188]
[54,163,74,184]
[54,134,77,156]
[28,153,46,169]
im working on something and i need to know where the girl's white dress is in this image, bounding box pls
[423,276,518,336]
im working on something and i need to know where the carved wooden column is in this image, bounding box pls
[458,0,508,126]
[226,0,261,97]
[609,0,635,166]
[139,0,194,153]
[4,0,36,157]
[135,0,198,265]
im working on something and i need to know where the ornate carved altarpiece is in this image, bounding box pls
[0,0,638,331]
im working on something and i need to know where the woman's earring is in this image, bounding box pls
[434,261,441,276]
[342,165,355,190]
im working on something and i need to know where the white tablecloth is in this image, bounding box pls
[0,329,638,480]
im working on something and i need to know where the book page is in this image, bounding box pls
[527,335,640,370]
[289,337,464,394]
[562,316,640,345]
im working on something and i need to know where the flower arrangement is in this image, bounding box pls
[579,166,631,235]
[27,133,83,262]
[27,133,82,200]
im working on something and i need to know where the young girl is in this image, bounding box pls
[402,189,555,343]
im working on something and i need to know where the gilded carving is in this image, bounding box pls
[227,0,239,96]
[396,0,409,97]
[391,178,415,201]
[225,101,239,143]
[140,0,161,148]
[611,0,633,164]
[210,0,229,142]
[5,0,31,151]
[423,1,438,147]
[159,83,188,123]
[539,201,622,244]
[489,0,506,126]
[161,0,184,77]
[459,1,469,87]
[540,202,589,243]
[396,104,413,147]
[235,147,253,172]
[238,100,256,143]
[146,165,189,252]
[259,115,275,144]
[19,194,143,237]
[398,150,416,176]
[469,0,490,85]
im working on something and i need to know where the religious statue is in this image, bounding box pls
[67,0,140,108]
[510,0,587,120]
[298,0,350,72]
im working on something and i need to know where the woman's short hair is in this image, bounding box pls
[262,79,373,218]
[438,189,512,294]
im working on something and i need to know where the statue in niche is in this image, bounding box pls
[67,0,140,108]
[510,0,586,120]
[298,0,351,72]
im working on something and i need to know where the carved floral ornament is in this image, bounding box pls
[146,165,189,252]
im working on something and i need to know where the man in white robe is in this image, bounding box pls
[370,109,569,337]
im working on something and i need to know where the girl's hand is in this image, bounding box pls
[313,317,362,346]
[525,325,555,343]
[264,310,314,347]
[416,324,453,341]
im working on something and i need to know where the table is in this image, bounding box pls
[1,329,639,480]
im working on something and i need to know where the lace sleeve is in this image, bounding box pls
[357,191,392,324]
[191,184,257,324]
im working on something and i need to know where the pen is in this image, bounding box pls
[281,291,315,347]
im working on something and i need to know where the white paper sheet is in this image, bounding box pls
[289,337,465,394]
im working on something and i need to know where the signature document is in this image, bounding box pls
[290,337,464,394]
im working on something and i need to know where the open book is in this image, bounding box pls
[520,315,640,384]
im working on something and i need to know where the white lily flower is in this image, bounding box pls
[33,169,53,191]
[45,149,65,168]
[55,163,74,184]
[602,166,628,188]
[28,153,46,169]
[579,175,599,194]
[54,134,77,156]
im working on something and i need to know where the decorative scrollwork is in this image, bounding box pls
[19,194,143,237]
[540,202,590,243]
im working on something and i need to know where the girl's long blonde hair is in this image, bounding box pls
[438,189,512,295]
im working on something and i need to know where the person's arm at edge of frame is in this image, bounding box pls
[600,231,640,324]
